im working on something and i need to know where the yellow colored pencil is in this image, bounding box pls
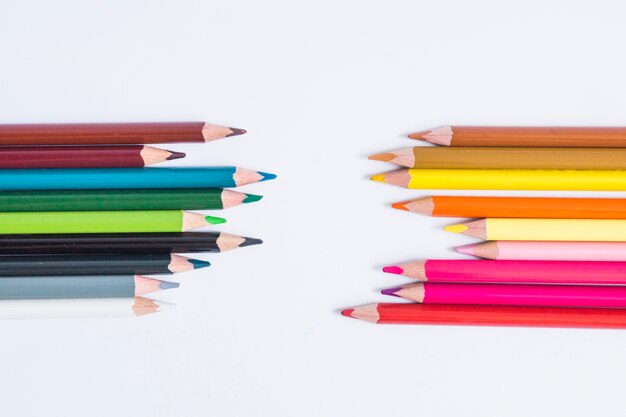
[371,169,626,191]
[445,218,626,241]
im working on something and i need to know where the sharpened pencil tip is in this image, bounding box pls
[160,281,180,290]
[341,308,354,317]
[371,174,385,183]
[189,258,211,269]
[391,202,408,211]
[241,237,263,247]
[243,193,263,203]
[382,266,403,275]
[444,224,468,233]
[205,215,227,225]
[259,171,277,181]
[227,127,247,137]
[166,151,186,161]
[368,152,395,162]
[456,244,476,256]
[381,287,402,297]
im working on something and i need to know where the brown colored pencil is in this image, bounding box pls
[0,122,245,145]
[369,146,626,169]
[408,126,626,147]
[0,145,184,168]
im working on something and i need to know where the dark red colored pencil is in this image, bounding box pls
[0,122,246,145]
[0,145,185,168]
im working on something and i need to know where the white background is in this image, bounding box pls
[1,1,626,416]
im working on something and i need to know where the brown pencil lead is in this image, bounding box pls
[368,152,396,162]
[166,151,186,161]
[227,127,247,137]
[408,126,453,146]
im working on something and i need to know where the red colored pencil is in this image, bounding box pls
[0,122,246,145]
[342,303,626,328]
[382,259,626,284]
[0,145,185,168]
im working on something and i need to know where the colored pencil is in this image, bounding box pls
[382,259,626,284]
[342,303,626,328]
[0,275,178,299]
[370,146,626,170]
[408,126,626,147]
[457,241,626,261]
[382,282,626,308]
[0,232,261,255]
[371,168,626,191]
[0,188,261,212]
[0,254,210,276]
[0,145,185,168]
[0,210,225,234]
[0,297,172,319]
[445,218,626,242]
[0,167,276,190]
[392,196,626,219]
[0,122,245,145]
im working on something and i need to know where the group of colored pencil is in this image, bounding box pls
[0,122,275,318]
[343,126,626,328]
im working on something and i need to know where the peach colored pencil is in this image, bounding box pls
[457,241,626,261]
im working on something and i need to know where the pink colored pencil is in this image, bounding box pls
[382,282,626,308]
[457,241,626,261]
[383,259,626,284]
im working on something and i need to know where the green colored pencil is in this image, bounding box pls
[0,189,262,211]
[0,211,225,234]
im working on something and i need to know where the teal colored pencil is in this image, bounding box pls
[0,275,179,299]
[0,167,276,190]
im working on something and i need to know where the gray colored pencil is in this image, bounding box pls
[0,275,179,299]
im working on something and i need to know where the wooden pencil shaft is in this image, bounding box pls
[427,196,626,219]
[0,254,179,276]
[411,126,626,147]
[0,122,240,145]
[0,232,256,255]
[397,147,626,169]
[0,275,139,299]
[0,189,243,211]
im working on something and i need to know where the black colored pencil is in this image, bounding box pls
[0,253,210,276]
[0,232,262,255]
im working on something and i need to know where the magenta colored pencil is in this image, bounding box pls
[383,259,626,284]
[457,241,626,261]
[383,282,626,308]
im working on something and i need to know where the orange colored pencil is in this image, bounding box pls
[392,196,626,219]
[408,126,626,147]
